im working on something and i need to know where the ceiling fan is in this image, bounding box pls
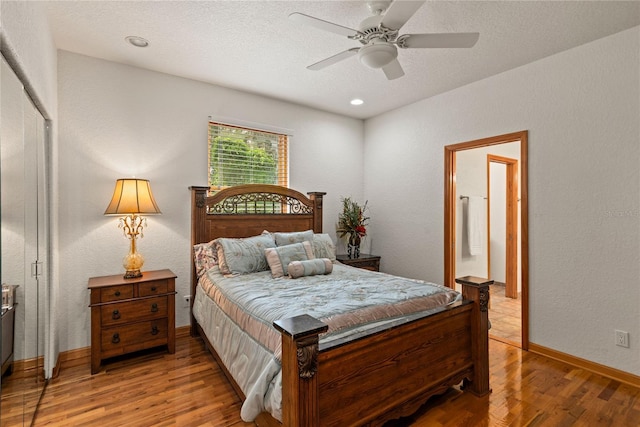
[289,0,479,80]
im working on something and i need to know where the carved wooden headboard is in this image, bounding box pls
[190,184,325,243]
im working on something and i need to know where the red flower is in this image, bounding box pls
[355,225,367,237]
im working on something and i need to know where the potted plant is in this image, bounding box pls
[336,197,369,258]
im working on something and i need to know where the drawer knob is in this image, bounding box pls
[150,303,158,313]
[150,286,157,292]
[114,291,121,297]
[111,333,120,344]
[151,326,159,335]
[112,310,121,320]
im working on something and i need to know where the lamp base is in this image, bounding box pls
[123,250,144,279]
[123,269,142,279]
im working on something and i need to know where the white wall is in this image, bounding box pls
[56,51,364,352]
[0,1,57,118]
[364,26,640,375]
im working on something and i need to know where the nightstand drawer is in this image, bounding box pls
[349,260,379,270]
[101,285,134,302]
[139,279,169,297]
[101,296,168,326]
[100,319,168,358]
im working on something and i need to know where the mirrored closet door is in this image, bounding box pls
[1,54,49,426]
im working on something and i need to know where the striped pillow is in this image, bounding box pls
[288,258,333,279]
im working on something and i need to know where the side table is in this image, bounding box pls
[88,269,176,374]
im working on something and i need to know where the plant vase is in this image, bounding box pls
[347,234,361,259]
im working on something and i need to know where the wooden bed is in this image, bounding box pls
[189,184,490,427]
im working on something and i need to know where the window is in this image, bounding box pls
[208,121,288,191]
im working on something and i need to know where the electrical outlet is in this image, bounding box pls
[615,330,629,348]
[183,295,192,308]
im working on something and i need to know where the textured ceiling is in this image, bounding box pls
[43,1,640,119]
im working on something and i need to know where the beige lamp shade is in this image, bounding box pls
[104,178,161,215]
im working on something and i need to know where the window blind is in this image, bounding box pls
[208,121,289,191]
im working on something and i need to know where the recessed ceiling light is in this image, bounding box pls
[350,99,364,106]
[125,36,149,48]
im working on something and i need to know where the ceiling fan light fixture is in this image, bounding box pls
[290,1,478,80]
[358,42,397,69]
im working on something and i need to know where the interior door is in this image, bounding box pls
[36,101,48,393]
[22,94,46,422]
[1,54,47,426]
[488,155,518,298]
[1,53,27,426]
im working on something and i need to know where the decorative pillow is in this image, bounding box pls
[274,230,313,246]
[288,258,333,279]
[264,241,315,278]
[312,233,336,262]
[193,241,218,278]
[213,234,276,275]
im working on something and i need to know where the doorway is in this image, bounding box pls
[444,131,529,350]
[488,155,521,346]
[488,155,518,299]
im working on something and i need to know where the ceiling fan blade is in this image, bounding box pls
[382,58,405,80]
[289,12,359,38]
[399,32,480,48]
[307,48,360,71]
[380,0,425,30]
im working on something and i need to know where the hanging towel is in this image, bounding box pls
[467,196,485,256]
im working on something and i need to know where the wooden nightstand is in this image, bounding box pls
[88,269,177,374]
[336,254,381,272]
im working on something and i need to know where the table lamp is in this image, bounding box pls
[104,178,161,278]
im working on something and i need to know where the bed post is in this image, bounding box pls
[274,314,328,427]
[457,275,492,396]
[307,192,326,233]
[189,186,209,337]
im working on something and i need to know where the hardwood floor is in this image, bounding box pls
[33,332,253,427]
[489,283,522,346]
[1,363,42,426]
[31,333,640,426]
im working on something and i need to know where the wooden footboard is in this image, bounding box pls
[274,279,490,427]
